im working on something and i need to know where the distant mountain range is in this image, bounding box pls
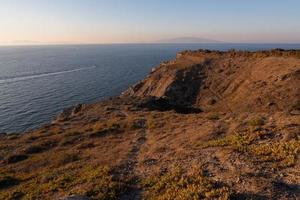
[154,37,223,44]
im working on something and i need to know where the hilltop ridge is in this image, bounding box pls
[0,49,299,200]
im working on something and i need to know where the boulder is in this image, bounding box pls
[53,104,84,123]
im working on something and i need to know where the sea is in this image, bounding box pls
[1,43,300,133]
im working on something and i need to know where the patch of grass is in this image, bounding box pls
[200,131,300,168]
[60,135,83,146]
[0,165,123,200]
[200,133,254,152]
[207,114,220,121]
[142,166,231,200]
[54,152,80,166]
[24,140,57,154]
[248,117,265,127]
[89,119,125,138]
[249,138,300,168]
[74,166,123,199]
[147,113,165,129]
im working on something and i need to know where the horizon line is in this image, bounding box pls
[2,41,300,47]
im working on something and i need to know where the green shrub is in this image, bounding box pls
[207,114,220,121]
[200,132,300,168]
[143,167,231,200]
[55,152,79,166]
[0,166,123,200]
[248,117,265,127]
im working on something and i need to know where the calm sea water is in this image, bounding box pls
[1,43,300,133]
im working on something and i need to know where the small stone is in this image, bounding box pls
[290,109,300,115]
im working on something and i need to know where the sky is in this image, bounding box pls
[0,0,300,45]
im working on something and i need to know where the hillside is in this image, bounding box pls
[0,49,299,200]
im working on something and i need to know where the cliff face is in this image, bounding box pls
[0,50,299,200]
[124,49,300,113]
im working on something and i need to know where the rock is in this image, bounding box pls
[289,109,300,115]
[143,158,157,166]
[208,98,217,105]
[132,119,147,129]
[72,104,83,114]
[53,104,84,123]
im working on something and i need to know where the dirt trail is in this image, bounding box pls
[118,120,149,200]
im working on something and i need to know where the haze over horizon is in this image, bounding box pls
[1,0,300,45]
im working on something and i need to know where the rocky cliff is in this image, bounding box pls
[124,49,300,114]
[0,49,299,200]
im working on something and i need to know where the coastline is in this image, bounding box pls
[0,49,299,199]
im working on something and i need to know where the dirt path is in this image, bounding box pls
[118,120,149,200]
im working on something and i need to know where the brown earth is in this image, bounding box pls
[0,49,299,200]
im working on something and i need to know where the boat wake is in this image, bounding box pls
[0,66,97,85]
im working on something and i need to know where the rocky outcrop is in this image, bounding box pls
[53,104,84,123]
[124,49,300,113]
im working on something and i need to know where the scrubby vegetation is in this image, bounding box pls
[248,117,265,127]
[200,130,300,168]
[249,139,300,168]
[207,114,220,121]
[0,165,123,200]
[142,167,231,200]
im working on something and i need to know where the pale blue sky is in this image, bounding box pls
[1,0,300,44]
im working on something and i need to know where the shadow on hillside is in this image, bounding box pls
[137,97,202,114]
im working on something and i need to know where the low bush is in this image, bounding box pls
[24,140,58,154]
[207,114,220,121]
[54,152,80,166]
[0,165,123,200]
[142,167,231,200]
[248,117,265,127]
[200,132,300,168]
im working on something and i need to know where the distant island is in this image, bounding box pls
[0,49,299,200]
[155,37,223,43]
